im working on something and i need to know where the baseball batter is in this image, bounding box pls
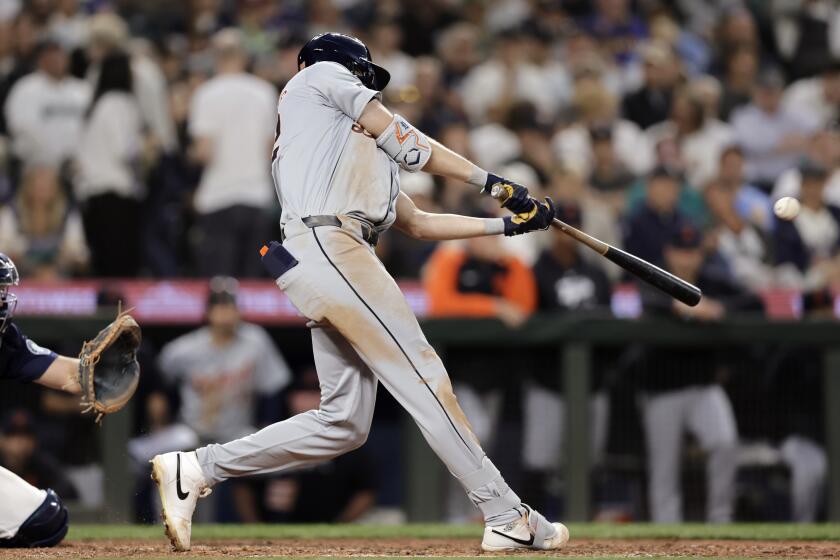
[152,33,567,552]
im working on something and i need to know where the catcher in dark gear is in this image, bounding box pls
[0,253,140,547]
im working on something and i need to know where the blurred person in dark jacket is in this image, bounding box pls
[0,410,77,502]
[624,166,690,267]
[773,160,840,290]
[525,201,612,511]
[636,222,762,523]
[621,41,679,130]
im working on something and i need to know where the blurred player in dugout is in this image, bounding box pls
[150,277,292,521]
[635,223,762,522]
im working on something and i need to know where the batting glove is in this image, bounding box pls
[504,197,556,236]
[485,173,532,214]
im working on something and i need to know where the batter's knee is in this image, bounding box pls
[0,489,69,548]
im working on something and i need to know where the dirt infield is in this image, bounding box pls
[2,538,840,559]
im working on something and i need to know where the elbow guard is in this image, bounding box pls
[375,114,431,172]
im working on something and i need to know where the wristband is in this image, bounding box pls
[482,218,505,235]
[467,165,489,190]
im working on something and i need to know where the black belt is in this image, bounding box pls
[301,215,379,247]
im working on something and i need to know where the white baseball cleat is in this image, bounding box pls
[150,451,211,552]
[481,504,569,552]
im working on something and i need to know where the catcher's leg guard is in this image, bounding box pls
[0,489,69,548]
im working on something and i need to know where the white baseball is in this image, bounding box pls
[774,197,801,221]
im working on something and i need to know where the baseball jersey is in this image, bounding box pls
[272,62,399,232]
[157,323,291,442]
[0,323,58,383]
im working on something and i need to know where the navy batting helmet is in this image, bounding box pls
[298,33,390,91]
[0,253,18,336]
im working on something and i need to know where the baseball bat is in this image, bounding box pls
[491,185,702,307]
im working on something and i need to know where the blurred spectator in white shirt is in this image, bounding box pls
[188,28,277,277]
[646,87,734,189]
[4,39,90,170]
[717,146,774,233]
[705,177,775,292]
[554,78,653,179]
[732,68,818,191]
[368,21,415,92]
[773,160,840,290]
[772,0,840,81]
[75,51,144,277]
[0,166,88,279]
[783,62,840,130]
[773,125,840,206]
[87,13,178,155]
[47,0,88,51]
[460,28,557,125]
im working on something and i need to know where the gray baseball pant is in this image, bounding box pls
[195,218,522,522]
[641,385,738,523]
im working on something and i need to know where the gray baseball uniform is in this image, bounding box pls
[195,61,522,522]
[158,323,291,442]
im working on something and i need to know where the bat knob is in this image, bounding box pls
[490,184,508,201]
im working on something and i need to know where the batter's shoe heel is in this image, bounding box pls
[481,504,569,551]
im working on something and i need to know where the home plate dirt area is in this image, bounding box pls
[2,524,839,560]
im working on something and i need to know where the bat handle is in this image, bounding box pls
[489,184,509,204]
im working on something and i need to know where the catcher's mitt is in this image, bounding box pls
[78,310,141,422]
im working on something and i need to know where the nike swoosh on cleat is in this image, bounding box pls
[176,454,190,500]
[490,529,535,547]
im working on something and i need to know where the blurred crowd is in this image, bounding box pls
[0,0,838,525]
[0,0,833,289]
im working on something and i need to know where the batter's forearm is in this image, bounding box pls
[394,191,503,240]
[407,212,504,240]
[424,139,487,186]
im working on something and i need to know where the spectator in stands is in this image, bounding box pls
[0,409,78,501]
[732,68,817,192]
[155,276,291,522]
[646,87,734,189]
[578,0,647,67]
[460,27,558,125]
[772,0,840,81]
[256,369,378,523]
[773,125,840,206]
[624,166,694,267]
[783,62,840,129]
[75,51,144,277]
[0,166,88,279]
[621,41,679,130]
[773,160,840,290]
[368,20,414,92]
[188,28,278,277]
[549,167,623,280]
[705,176,774,291]
[554,78,653,179]
[4,39,89,172]
[637,223,761,523]
[716,145,773,233]
[719,47,758,121]
[524,202,611,511]
[587,125,636,202]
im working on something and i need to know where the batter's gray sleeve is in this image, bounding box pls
[307,62,380,121]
